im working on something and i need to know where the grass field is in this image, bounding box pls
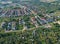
[53,10,60,16]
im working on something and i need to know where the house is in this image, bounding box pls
[47,18,54,23]
[7,22,12,30]
[1,22,6,29]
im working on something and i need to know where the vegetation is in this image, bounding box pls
[0,23,60,44]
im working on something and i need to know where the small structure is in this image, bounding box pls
[1,22,6,29]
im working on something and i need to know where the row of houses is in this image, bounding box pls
[1,19,22,31]
[0,7,32,17]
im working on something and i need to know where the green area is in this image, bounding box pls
[0,23,60,44]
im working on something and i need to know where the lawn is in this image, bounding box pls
[53,10,60,16]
